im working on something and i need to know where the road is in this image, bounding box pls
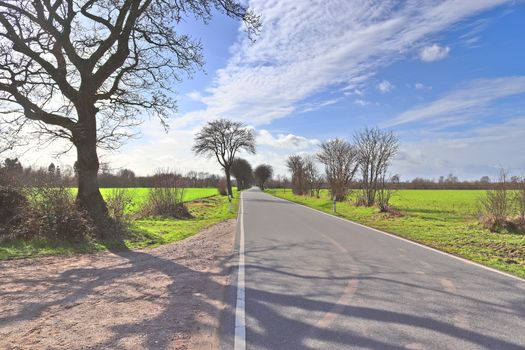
[221,188,525,350]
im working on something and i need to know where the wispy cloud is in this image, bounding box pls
[386,76,525,127]
[175,0,507,127]
[354,99,369,106]
[300,98,342,113]
[419,43,451,62]
[414,82,431,90]
[378,80,394,93]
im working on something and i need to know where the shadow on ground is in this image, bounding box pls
[1,226,525,349]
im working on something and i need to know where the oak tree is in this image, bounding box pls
[0,0,259,223]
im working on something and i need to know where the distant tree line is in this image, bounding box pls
[0,157,275,191]
[0,158,222,188]
[394,174,525,190]
[3,156,520,192]
[266,173,525,191]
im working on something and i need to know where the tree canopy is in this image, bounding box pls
[193,119,255,196]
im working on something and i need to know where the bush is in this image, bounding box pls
[477,170,523,233]
[12,185,96,241]
[217,178,228,196]
[514,177,525,224]
[0,185,27,239]
[106,188,134,224]
[0,186,27,225]
[140,170,192,218]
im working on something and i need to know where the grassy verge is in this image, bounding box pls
[267,189,525,278]
[0,193,238,260]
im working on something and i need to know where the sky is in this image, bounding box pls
[16,0,525,181]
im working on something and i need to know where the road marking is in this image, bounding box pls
[270,194,525,284]
[234,192,246,350]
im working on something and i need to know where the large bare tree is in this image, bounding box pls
[354,128,398,206]
[0,1,259,222]
[193,119,255,197]
[316,138,358,201]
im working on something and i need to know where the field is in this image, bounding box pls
[0,188,237,260]
[267,189,525,278]
[99,187,220,213]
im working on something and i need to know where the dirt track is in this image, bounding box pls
[0,219,236,350]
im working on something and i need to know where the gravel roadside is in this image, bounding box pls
[0,219,236,350]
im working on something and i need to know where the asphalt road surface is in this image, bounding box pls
[222,188,525,350]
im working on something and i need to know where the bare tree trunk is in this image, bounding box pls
[225,169,233,197]
[73,104,108,226]
[75,140,108,222]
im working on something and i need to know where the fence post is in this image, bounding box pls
[333,195,337,213]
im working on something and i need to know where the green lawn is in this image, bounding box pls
[267,189,525,278]
[0,188,238,260]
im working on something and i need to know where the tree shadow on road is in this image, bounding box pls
[1,234,525,349]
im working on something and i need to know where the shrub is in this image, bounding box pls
[140,170,192,218]
[514,177,525,224]
[478,170,513,232]
[217,178,228,196]
[0,185,27,239]
[13,185,96,241]
[0,186,27,225]
[106,188,134,224]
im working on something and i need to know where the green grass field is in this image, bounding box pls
[99,187,220,213]
[0,188,237,260]
[267,189,525,278]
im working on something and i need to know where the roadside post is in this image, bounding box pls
[228,194,232,213]
[333,195,337,213]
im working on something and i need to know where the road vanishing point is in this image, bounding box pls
[221,188,525,350]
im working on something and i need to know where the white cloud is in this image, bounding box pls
[419,43,451,62]
[186,91,203,102]
[392,117,525,179]
[257,129,319,150]
[300,98,341,113]
[175,0,506,127]
[354,99,369,106]
[11,0,515,179]
[17,124,320,177]
[414,82,425,90]
[378,80,394,93]
[387,76,525,127]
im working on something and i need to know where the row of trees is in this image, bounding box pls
[0,157,232,189]
[400,175,525,190]
[286,128,399,210]
[1,152,276,191]
[230,158,274,191]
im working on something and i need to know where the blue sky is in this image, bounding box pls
[25,1,525,180]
